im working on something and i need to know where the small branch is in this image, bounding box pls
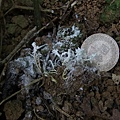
[59,0,77,25]
[1,26,37,64]
[4,5,14,16]
[0,17,58,97]
[33,108,45,120]
[0,77,43,105]
[0,16,57,75]
[4,0,33,16]
[110,0,115,5]
[4,4,33,16]
[0,62,8,82]
[34,17,58,36]
[54,105,73,119]
[4,5,54,16]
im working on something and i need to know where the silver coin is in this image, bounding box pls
[81,33,119,71]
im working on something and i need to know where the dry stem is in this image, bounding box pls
[0,77,43,105]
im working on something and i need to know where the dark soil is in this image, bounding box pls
[0,0,120,120]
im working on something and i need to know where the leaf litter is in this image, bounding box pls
[0,0,120,120]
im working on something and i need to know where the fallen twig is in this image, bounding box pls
[33,108,45,120]
[0,62,8,82]
[4,4,55,16]
[4,5,33,16]
[59,0,77,25]
[34,17,58,37]
[0,77,43,105]
[1,16,57,65]
[0,16,57,83]
[1,26,37,65]
[54,105,73,119]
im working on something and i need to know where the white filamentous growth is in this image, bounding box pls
[7,25,97,96]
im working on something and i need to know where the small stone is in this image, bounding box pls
[105,99,113,108]
[115,98,120,105]
[102,91,111,99]
[90,97,98,105]
[117,86,120,92]
[12,15,29,28]
[106,79,114,86]
[98,100,107,112]
[76,111,83,117]
[112,74,120,85]
[95,92,101,100]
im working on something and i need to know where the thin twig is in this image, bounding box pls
[54,105,73,119]
[33,108,45,120]
[0,77,43,105]
[59,0,77,25]
[34,17,58,36]
[1,16,57,65]
[110,0,115,5]
[0,62,8,82]
[4,5,15,16]
[4,0,33,16]
[4,4,54,16]
[1,26,37,64]
[15,5,33,11]
[0,16,57,82]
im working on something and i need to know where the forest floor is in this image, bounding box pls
[0,0,120,120]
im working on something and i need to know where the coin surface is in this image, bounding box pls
[81,33,119,71]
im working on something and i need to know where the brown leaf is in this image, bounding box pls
[3,100,24,120]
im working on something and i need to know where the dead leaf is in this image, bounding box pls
[3,100,24,120]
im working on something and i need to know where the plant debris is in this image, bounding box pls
[0,0,120,120]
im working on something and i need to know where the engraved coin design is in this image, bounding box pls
[81,33,119,71]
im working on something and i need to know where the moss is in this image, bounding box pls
[100,0,120,23]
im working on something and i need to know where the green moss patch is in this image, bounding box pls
[100,0,120,23]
